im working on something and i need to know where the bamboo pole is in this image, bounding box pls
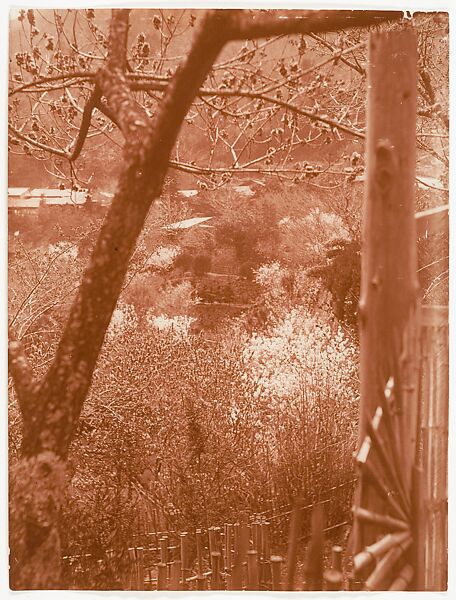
[353,506,409,532]
[246,550,259,590]
[157,563,167,591]
[411,464,426,589]
[252,520,261,554]
[169,560,182,590]
[285,500,302,590]
[230,559,243,590]
[366,408,410,512]
[348,573,363,591]
[225,524,232,572]
[196,529,204,576]
[196,574,207,590]
[136,547,145,590]
[364,537,413,591]
[159,536,168,566]
[261,521,271,586]
[304,504,325,591]
[127,548,136,590]
[323,568,343,591]
[208,526,215,557]
[180,533,190,590]
[331,545,343,571]
[230,523,243,590]
[324,549,344,590]
[210,551,222,589]
[419,306,448,590]
[356,25,419,554]
[389,564,414,590]
[354,531,411,576]
[270,555,283,591]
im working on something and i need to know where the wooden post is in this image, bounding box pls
[270,555,283,591]
[304,504,325,591]
[210,551,222,589]
[252,520,261,554]
[285,500,302,590]
[230,523,243,590]
[356,26,419,554]
[180,533,190,590]
[159,536,169,566]
[136,547,145,590]
[157,563,167,591]
[196,529,204,576]
[261,521,271,586]
[323,568,343,591]
[196,574,207,590]
[208,526,215,556]
[331,545,343,571]
[169,560,182,590]
[247,550,260,590]
[128,548,136,590]
[239,522,250,584]
[225,524,232,572]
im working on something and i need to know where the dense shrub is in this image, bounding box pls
[8,185,361,589]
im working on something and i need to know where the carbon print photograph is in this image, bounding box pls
[6,4,449,593]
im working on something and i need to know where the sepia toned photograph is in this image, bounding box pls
[6,4,449,593]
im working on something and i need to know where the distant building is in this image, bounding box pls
[8,187,88,214]
[176,190,198,198]
[164,216,213,231]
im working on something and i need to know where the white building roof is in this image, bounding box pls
[177,190,199,198]
[231,185,255,197]
[8,187,87,208]
[8,197,41,209]
[164,216,213,230]
[44,191,86,206]
[8,187,31,197]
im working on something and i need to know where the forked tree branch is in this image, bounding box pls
[9,85,102,162]
[12,8,403,459]
[68,85,102,161]
[225,10,403,40]
[8,336,38,418]
[97,9,150,145]
[22,9,232,458]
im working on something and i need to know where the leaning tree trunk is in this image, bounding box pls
[8,10,229,589]
[8,9,403,589]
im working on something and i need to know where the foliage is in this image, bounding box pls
[7,8,449,591]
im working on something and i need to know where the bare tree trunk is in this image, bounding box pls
[9,453,66,589]
[9,10,229,589]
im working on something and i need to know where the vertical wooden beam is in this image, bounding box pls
[246,550,260,590]
[196,529,204,576]
[180,533,190,590]
[271,555,283,591]
[419,305,449,590]
[285,501,302,590]
[304,504,325,590]
[356,26,419,552]
[210,551,222,589]
[136,547,145,590]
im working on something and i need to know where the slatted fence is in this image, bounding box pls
[62,483,355,591]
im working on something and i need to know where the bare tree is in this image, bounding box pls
[8,9,404,589]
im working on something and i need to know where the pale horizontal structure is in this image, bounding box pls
[415,204,449,238]
[164,216,213,230]
[8,187,88,208]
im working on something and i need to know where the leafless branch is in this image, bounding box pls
[225,10,403,41]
